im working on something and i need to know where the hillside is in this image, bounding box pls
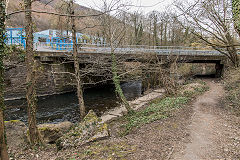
[6,0,102,34]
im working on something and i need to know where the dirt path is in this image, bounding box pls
[173,80,239,159]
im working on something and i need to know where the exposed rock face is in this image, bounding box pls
[57,110,109,150]
[38,121,73,144]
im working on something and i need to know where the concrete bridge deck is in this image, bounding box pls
[34,45,230,78]
[35,48,227,64]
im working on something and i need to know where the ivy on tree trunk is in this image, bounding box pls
[111,49,133,113]
[24,0,42,145]
[233,0,240,37]
[0,0,9,159]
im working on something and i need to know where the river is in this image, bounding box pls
[5,81,142,124]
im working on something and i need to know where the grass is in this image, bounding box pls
[121,96,189,135]
[120,80,209,136]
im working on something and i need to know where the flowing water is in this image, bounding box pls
[5,81,142,124]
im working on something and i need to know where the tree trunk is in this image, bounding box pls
[149,21,152,46]
[225,28,239,67]
[0,1,9,159]
[232,0,240,37]
[160,23,163,45]
[70,0,85,119]
[153,15,158,46]
[24,0,42,145]
[0,110,8,160]
[164,23,167,46]
[111,48,133,113]
[227,47,239,67]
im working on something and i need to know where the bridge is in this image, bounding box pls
[4,29,227,77]
[4,40,230,99]
[34,43,227,78]
[3,29,231,100]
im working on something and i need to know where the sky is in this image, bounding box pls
[75,0,175,14]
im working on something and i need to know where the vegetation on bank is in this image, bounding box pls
[3,45,25,62]
[61,80,208,159]
[223,67,240,116]
[118,80,209,136]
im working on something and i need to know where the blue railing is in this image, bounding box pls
[44,37,105,51]
[5,28,106,51]
[5,28,26,48]
[46,37,73,51]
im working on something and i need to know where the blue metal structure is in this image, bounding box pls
[5,28,26,48]
[5,28,106,51]
[45,36,105,51]
[46,37,74,51]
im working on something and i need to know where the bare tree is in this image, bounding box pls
[101,1,133,113]
[24,0,42,145]
[0,0,9,159]
[132,12,144,45]
[149,11,159,46]
[175,0,239,66]
[69,0,86,119]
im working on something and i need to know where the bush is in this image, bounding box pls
[223,67,240,116]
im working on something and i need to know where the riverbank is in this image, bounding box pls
[101,88,165,123]
[6,79,212,160]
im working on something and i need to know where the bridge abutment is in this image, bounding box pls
[215,62,224,78]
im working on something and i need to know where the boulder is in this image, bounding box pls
[38,121,73,144]
[57,110,109,150]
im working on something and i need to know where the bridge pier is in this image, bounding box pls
[215,62,224,78]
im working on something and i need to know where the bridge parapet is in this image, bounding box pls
[35,43,232,57]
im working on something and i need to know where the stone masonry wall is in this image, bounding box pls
[4,61,75,100]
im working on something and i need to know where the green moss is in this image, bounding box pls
[10,120,20,123]
[4,120,21,123]
[99,123,108,132]
[38,127,59,132]
[57,110,109,150]
[83,110,100,125]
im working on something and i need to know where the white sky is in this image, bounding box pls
[75,0,175,14]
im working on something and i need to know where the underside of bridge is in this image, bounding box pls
[184,60,224,78]
[36,51,227,82]
[4,51,227,99]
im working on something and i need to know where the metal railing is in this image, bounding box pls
[35,41,240,56]
[5,28,26,48]
[35,42,226,56]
